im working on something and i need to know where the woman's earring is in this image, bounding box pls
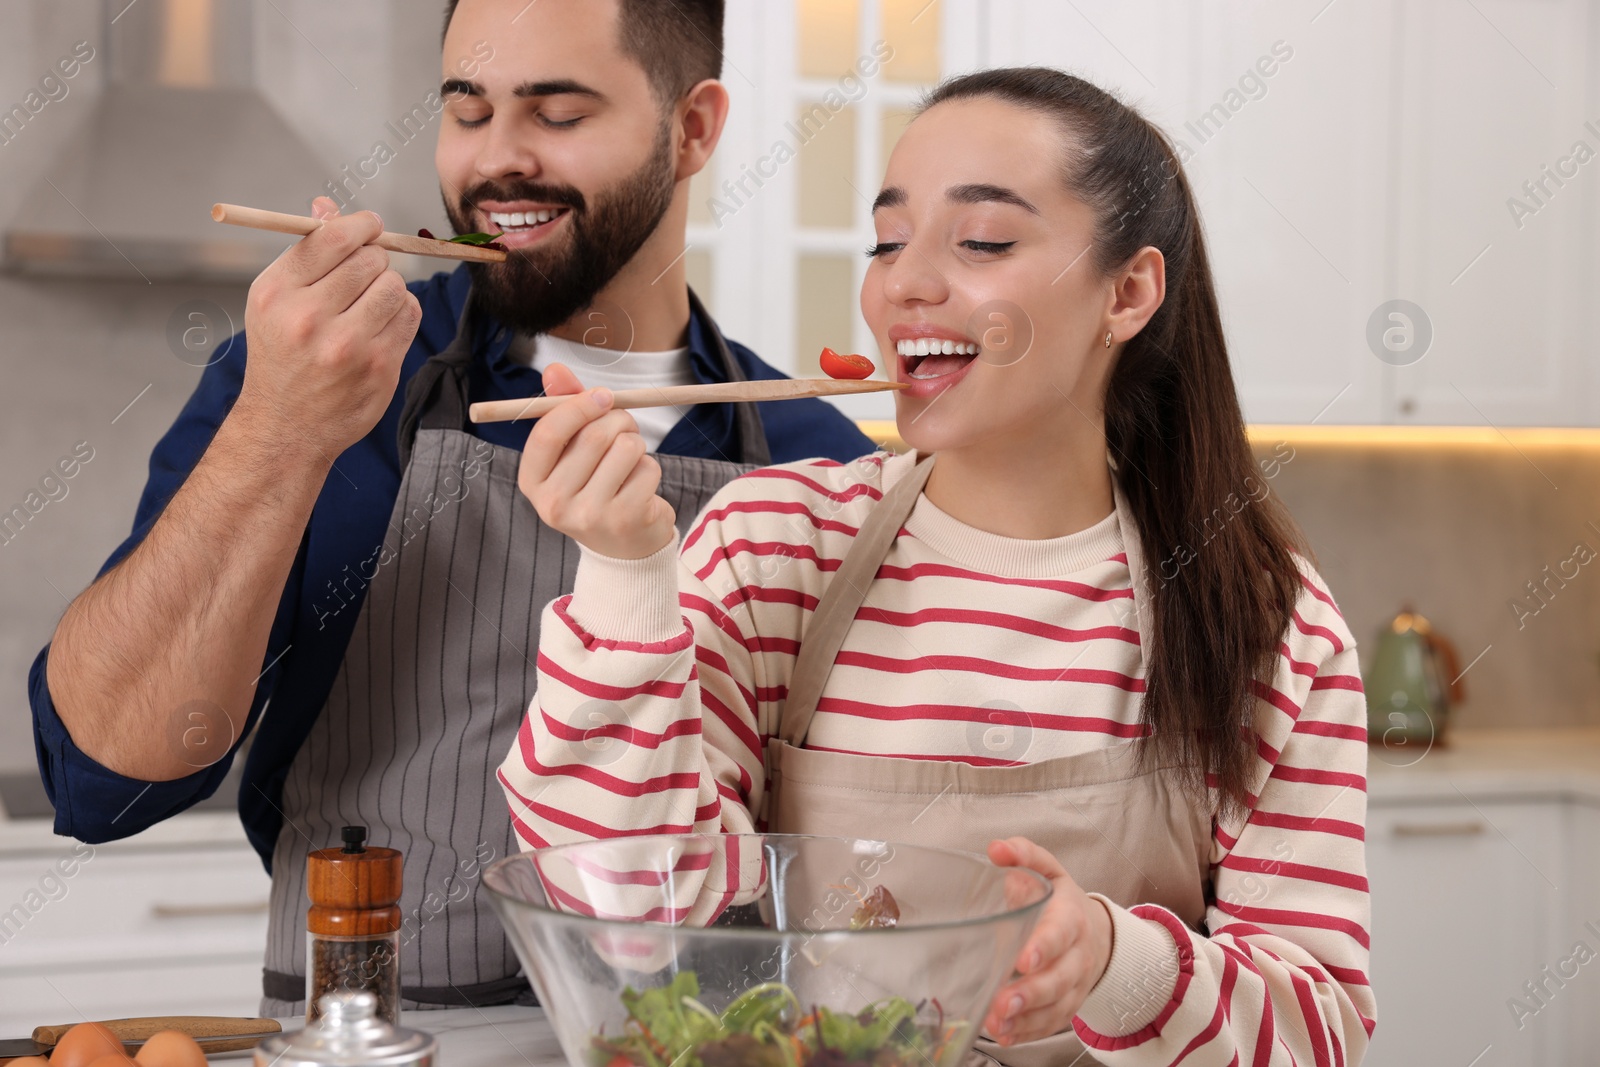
[1104,331,1113,349]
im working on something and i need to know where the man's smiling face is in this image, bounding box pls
[436,0,679,337]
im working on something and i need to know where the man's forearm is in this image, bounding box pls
[48,400,335,782]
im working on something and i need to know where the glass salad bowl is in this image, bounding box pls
[482,834,1052,1067]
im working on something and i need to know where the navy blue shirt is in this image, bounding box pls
[29,266,875,868]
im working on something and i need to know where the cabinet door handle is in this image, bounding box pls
[1391,821,1487,838]
[150,900,270,919]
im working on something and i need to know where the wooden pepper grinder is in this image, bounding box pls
[306,825,403,1026]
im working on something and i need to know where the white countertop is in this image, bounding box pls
[254,1007,564,1067]
[0,809,251,856]
[412,1006,563,1065]
[1367,726,1600,806]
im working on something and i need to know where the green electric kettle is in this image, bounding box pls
[1364,607,1464,748]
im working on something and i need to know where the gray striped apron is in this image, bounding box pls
[260,290,769,1014]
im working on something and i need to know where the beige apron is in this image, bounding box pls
[765,452,1213,1067]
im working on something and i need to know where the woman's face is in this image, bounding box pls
[862,97,1153,455]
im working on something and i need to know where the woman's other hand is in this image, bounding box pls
[984,836,1114,1045]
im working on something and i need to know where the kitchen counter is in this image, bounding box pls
[0,762,248,855]
[1367,726,1600,805]
[251,1008,563,1066]
[0,808,251,855]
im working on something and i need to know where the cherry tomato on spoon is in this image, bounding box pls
[819,347,876,380]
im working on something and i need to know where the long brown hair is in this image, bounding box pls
[919,68,1305,816]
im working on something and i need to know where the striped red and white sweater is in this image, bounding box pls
[499,450,1376,1066]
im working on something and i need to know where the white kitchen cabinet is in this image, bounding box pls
[1386,0,1596,427]
[1181,1,1394,426]
[692,0,991,423]
[982,0,1393,425]
[1563,801,1600,1060]
[0,826,270,1031]
[979,0,1600,427]
[1365,799,1568,1067]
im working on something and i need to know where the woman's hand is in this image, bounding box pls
[983,836,1114,1046]
[518,362,677,560]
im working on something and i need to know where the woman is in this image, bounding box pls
[501,67,1374,1066]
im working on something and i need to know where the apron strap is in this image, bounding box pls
[396,285,772,469]
[778,451,936,748]
[396,289,480,470]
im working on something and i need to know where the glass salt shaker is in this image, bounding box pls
[306,825,403,1026]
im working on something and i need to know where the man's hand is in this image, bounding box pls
[518,363,677,559]
[47,193,425,784]
[984,836,1115,1045]
[238,196,422,459]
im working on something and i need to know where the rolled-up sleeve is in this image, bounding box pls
[27,328,300,841]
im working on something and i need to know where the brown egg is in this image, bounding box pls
[83,1055,139,1067]
[49,1024,126,1067]
[132,1031,207,1067]
[6,1057,50,1067]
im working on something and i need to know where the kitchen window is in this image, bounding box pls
[687,0,987,422]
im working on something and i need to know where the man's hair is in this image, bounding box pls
[443,0,724,104]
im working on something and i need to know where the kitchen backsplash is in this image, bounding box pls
[1258,435,1600,731]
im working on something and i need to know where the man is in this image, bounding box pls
[29,0,873,1015]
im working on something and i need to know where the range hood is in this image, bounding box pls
[5,0,331,282]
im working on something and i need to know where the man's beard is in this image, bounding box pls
[444,121,677,338]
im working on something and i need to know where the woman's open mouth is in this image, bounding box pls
[484,207,572,249]
[894,337,981,399]
[897,338,981,380]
